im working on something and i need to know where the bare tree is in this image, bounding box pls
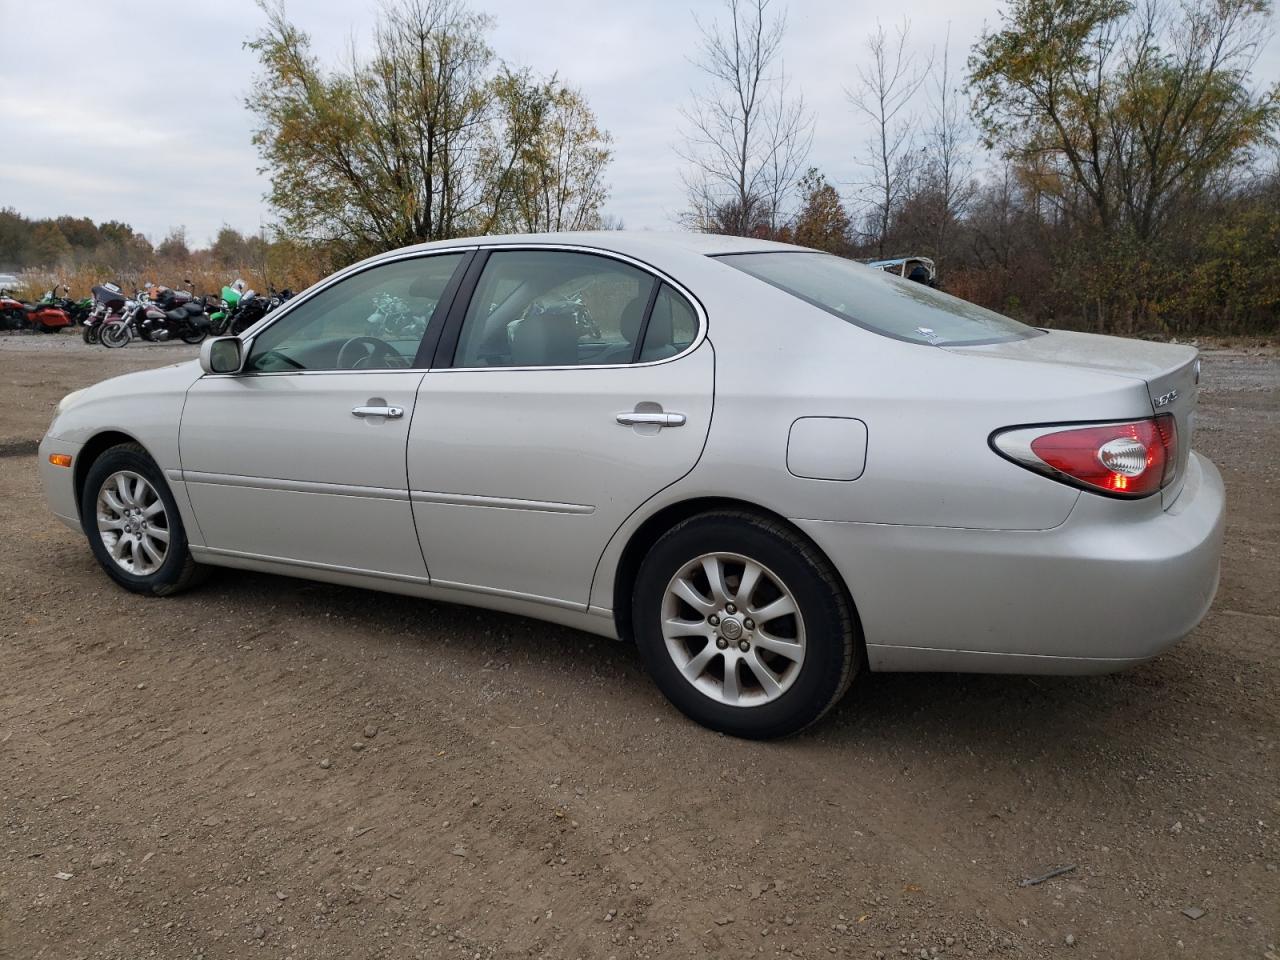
[921,26,975,272]
[848,19,930,256]
[677,0,813,236]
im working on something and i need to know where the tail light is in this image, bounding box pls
[991,415,1177,498]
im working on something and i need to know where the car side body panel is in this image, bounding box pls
[40,360,205,543]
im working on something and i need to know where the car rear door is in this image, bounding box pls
[407,247,713,608]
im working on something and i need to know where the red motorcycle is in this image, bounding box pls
[0,290,72,333]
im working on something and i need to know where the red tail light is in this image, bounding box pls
[991,415,1177,498]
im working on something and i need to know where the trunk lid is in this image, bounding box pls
[945,330,1199,508]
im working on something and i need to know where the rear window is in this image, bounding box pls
[717,251,1039,346]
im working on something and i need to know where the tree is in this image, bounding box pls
[848,19,930,256]
[969,0,1280,241]
[0,208,30,269]
[678,0,812,236]
[157,227,191,261]
[503,81,612,233]
[54,216,100,250]
[211,226,252,266]
[919,28,975,272]
[28,222,71,267]
[792,168,851,254]
[246,0,612,257]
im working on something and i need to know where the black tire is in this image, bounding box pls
[181,328,208,345]
[82,324,99,345]
[100,322,130,348]
[80,442,205,596]
[632,510,860,739]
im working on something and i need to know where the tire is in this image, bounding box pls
[632,510,859,739]
[100,322,130,348]
[80,442,205,596]
[82,324,99,345]
[181,327,208,345]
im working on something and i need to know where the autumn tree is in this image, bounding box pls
[792,169,851,254]
[156,227,191,261]
[28,222,71,267]
[502,81,612,233]
[246,0,612,257]
[678,0,813,236]
[0,208,29,268]
[969,0,1279,242]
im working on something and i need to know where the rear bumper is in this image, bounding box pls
[38,434,84,532]
[795,451,1225,674]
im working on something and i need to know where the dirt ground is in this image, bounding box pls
[1,334,1276,960]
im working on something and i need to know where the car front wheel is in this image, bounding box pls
[81,443,205,596]
[633,510,859,739]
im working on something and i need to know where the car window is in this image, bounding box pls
[246,253,465,372]
[454,250,658,367]
[717,251,1038,346]
[639,284,698,362]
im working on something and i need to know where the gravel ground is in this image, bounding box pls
[1,333,1277,960]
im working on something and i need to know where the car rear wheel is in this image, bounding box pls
[632,510,859,739]
[81,443,205,596]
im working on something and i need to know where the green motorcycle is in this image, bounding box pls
[208,283,243,335]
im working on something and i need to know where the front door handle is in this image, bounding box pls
[616,411,686,427]
[352,405,404,419]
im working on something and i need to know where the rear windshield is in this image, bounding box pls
[716,251,1039,346]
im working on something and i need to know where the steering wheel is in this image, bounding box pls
[336,336,401,370]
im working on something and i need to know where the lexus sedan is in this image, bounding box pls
[38,233,1225,738]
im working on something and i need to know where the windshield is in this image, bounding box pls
[716,251,1039,346]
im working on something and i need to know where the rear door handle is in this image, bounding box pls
[352,405,404,419]
[616,411,686,427]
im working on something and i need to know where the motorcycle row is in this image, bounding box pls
[0,280,293,347]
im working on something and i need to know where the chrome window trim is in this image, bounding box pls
[437,242,708,373]
[222,247,479,374]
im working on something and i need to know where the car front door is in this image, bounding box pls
[179,251,470,578]
[407,248,713,608]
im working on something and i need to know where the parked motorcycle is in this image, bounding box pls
[0,288,72,332]
[39,284,93,325]
[103,284,210,346]
[82,283,127,345]
[208,280,246,335]
[227,285,293,335]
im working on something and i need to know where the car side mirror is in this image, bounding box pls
[200,336,245,374]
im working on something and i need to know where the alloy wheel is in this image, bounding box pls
[95,470,170,576]
[660,552,806,707]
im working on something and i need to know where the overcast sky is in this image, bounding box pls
[1,0,1276,247]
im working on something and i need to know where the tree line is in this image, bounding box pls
[4,0,1276,336]
[684,0,1279,336]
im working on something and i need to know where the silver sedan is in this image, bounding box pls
[38,233,1225,738]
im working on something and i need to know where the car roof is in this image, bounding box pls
[389,230,809,261]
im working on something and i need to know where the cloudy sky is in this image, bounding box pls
[1,0,1276,247]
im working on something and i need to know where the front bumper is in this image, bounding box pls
[38,434,85,532]
[795,451,1225,674]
